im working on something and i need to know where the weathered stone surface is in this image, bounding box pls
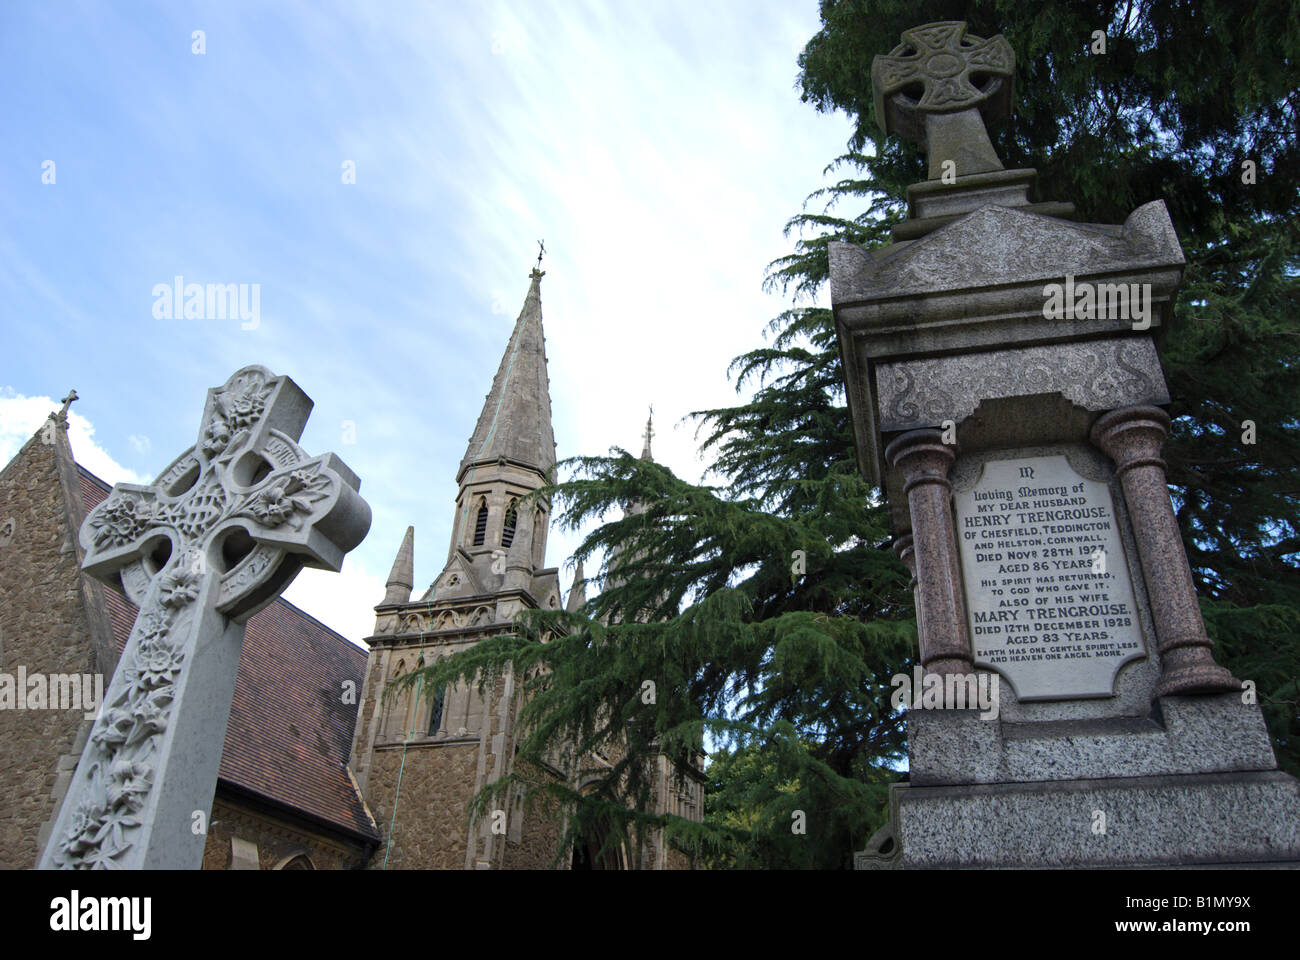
[0,425,106,869]
[831,203,1182,312]
[1091,406,1239,695]
[40,366,370,870]
[877,337,1169,434]
[201,795,367,870]
[364,743,479,869]
[896,771,1300,867]
[871,21,1014,180]
[909,692,1279,786]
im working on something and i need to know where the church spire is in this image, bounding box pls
[382,526,414,605]
[566,558,586,612]
[641,405,654,461]
[457,268,556,485]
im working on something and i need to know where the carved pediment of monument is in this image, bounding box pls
[830,201,1183,307]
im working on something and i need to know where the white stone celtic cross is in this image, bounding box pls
[39,365,370,869]
[872,20,1015,180]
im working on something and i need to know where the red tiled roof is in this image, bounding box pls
[78,467,379,842]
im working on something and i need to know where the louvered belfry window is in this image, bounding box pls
[502,499,518,547]
[473,500,488,546]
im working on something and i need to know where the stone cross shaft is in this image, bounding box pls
[872,21,1015,180]
[39,365,370,869]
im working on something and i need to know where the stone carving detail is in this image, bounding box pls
[58,586,196,868]
[389,603,496,636]
[877,338,1167,431]
[867,208,1137,295]
[231,465,332,528]
[874,21,1013,121]
[0,517,15,546]
[435,610,467,630]
[199,371,273,460]
[42,365,369,870]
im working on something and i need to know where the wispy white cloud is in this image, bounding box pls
[0,391,147,486]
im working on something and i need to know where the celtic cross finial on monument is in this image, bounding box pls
[872,21,1015,180]
[39,365,370,869]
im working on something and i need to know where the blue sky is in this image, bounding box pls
[1,0,855,643]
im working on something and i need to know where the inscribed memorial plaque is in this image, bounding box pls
[954,455,1145,699]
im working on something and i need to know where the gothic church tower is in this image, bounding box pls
[348,268,567,869]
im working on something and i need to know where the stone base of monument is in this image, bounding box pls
[910,693,1278,786]
[887,770,1300,868]
[855,694,1300,869]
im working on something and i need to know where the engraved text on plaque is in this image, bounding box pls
[954,455,1146,699]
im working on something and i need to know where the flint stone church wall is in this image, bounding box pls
[0,431,106,869]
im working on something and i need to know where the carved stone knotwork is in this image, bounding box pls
[877,338,1168,433]
[872,21,1014,179]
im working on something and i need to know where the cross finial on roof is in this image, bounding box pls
[872,21,1015,180]
[57,389,78,422]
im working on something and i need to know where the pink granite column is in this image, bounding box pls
[1090,405,1238,696]
[885,430,972,678]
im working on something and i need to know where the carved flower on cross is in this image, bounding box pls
[59,797,112,864]
[226,391,266,429]
[134,612,171,647]
[60,793,143,869]
[133,633,185,690]
[90,707,136,751]
[244,468,324,527]
[91,496,150,548]
[159,565,201,608]
[200,378,272,460]
[201,416,233,458]
[106,759,153,813]
[129,688,173,744]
